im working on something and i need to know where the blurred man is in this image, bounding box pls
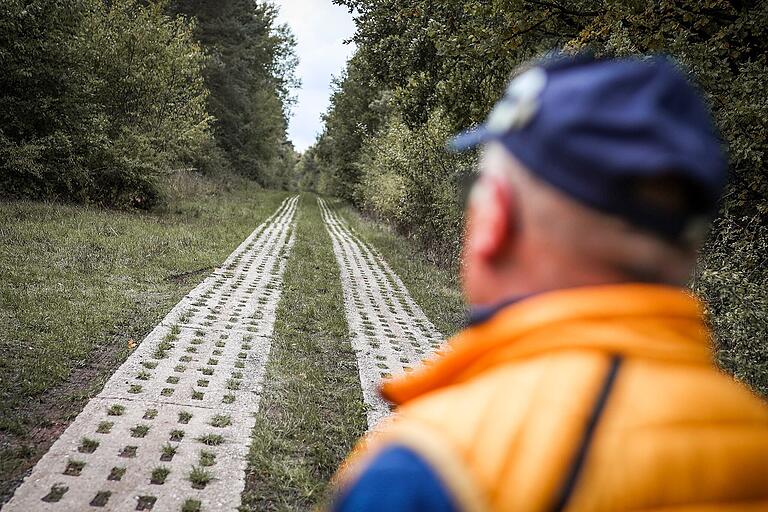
[329,55,768,511]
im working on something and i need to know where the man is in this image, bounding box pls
[329,54,768,511]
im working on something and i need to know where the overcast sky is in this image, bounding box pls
[274,1,356,152]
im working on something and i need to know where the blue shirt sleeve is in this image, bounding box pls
[331,445,457,512]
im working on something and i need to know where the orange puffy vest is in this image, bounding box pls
[334,284,768,511]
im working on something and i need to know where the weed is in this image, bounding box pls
[78,437,99,454]
[182,499,202,512]
[178,411,192,424]
[160,443,177,462]
[150,466,170,485]
[209,414,231,428]
[96,421,113,434]
[199,450,216,467]
[169,430,185,442]
[197,433,224,446]
[131,424,150,438]
[188,466,212,489]
[63,459,86,476]
[107,404,125,416]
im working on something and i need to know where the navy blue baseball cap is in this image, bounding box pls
[451,54,727,240]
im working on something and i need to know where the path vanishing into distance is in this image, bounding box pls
[5,195,445,512]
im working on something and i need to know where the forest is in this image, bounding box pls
[0,0,298,207]
[300,0,768,395]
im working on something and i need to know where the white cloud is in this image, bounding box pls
[274,0,356,152]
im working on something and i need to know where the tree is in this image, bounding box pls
[170,0,299,186]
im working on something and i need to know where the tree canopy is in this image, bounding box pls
[305,0,768,395]
[0,0,298,206]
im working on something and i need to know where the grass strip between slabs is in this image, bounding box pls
[242,194,366,511]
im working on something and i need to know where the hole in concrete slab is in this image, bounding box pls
[119,446,138,458]
[79,438,99,453]
[179,355,192,363]
[161,388,174,397]
[160,443,177,462]
[137,370,151,380]
[41,484,68,502]
[144,409,158,420]
[192,390,204,400]
[234,361,245,369]
[174,364,187,373]
[131,424,150,438]
[136,495,157,510]
[170,430,185,442]
[63,459,85,476]
[90,490,111,507]
[141,361,158,369]
[199,450,216,467]
[207,358,219,366]
[188,466,212,489]
[166,376,180,384]
[150,466,170,485]
[107,404,125,416]
[209,414,231,428]
[197,379,209,387]
[222,394,235,404]
[181,498,202,512]
[128,384,143,394]
[201,367,214,376]
[197,433,224,446]
[108,467,126,481]
[96,421,113,434]
[178,411,192,424]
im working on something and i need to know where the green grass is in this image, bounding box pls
[241,194,367,511]
[0,179,289,501]
[331,199,467,337]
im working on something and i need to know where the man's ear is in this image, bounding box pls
[466,175,517,261]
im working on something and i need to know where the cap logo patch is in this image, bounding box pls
[486,67,547,134]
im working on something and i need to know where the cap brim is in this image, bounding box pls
[448,126,495,152]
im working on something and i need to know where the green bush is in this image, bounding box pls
[1,0,210,207]
[357,112,474,265]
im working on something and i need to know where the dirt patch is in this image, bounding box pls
[0,323,145,506]
[165,266,214,284]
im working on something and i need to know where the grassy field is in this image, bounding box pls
[0,176,289,503]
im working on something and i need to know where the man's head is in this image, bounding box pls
[453,55,727,306]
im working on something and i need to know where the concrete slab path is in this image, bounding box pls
[5,196,299,512]
[318,198,444,427]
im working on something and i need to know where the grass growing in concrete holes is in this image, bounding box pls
[0,181,291,504]
[331,198,467,337]
[242,194,367,511]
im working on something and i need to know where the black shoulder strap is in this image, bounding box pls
[550,355,623,512]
